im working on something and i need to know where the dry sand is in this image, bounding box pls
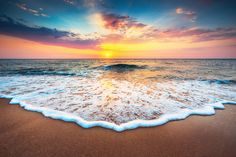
[0,98,236,157]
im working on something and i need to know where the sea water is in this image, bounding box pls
[0,59,235,131]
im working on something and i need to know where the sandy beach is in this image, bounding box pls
[0,98,236,157]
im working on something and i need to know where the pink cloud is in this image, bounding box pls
[99,13,147,33]
[176,7,197,22]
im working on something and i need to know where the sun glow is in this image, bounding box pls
[102,51,113,58]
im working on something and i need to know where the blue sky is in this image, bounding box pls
[1,0,235,31]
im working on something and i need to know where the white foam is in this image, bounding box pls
[0,75,236,131]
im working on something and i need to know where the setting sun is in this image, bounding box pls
[102,51,113,58]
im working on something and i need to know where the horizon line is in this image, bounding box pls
[0,58,236,60]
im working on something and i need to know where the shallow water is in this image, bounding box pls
[0,59,235,131]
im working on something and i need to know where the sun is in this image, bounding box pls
[105,52,111,58]
[102,51,113,58]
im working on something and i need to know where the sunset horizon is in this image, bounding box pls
[1,0,236,59]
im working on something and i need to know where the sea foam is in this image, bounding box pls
[0,75,235,131]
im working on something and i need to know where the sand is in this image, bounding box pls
[0,98,236,157]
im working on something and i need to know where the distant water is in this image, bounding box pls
[0,59,236,131]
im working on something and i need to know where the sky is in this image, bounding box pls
[0,0,236,58]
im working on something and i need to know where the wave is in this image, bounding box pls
[0,68,85,76]
[202,79,236,84]
[146,76,236,84]
[97,64,147,72]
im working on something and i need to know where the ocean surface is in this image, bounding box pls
[0,59,236,131]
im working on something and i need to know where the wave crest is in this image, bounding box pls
[99,64,147,72]
[203,79,236,84]
[0,68,86,76]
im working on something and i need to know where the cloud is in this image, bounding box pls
[83,0,98,8]
[188,27,236,41]
[63,0,106,9]
[64,0,75,5]
[0,15,99,49]
[1,14,235,50]
[176,7,197,22]
[93,12,157,40]
[154,27,236,42]
[100,13,147,32]
[15,3,48,17]
[90,12,236,43]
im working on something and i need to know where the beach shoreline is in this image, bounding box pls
[1,98,236,157]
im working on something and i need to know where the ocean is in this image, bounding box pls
[0,59,235,131]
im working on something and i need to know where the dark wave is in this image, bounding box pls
[146,76,236,85]
[202,79,236,84]
[0,68,81,76]
[98,64,147,72]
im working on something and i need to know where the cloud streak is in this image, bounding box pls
[15,3,48,17]
[64,0,76,5]
[0,15,99,49]
[63,0,106,9]
[159,27,236,42]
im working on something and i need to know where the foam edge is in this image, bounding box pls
[1,95,236,132]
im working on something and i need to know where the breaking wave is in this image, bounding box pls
[98,64,147,72]
[202,79,236,84]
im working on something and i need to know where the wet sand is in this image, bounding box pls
[0,98,236,157]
